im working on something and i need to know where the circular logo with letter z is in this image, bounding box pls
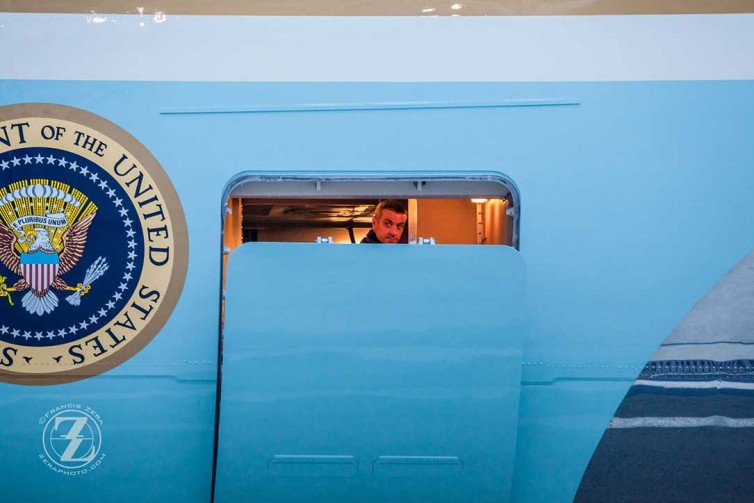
[40,404,106,475]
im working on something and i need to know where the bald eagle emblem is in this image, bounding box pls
[0,182,109,316]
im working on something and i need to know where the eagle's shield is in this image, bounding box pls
[20,252,60,292]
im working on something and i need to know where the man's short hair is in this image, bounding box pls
[375,199,407,219]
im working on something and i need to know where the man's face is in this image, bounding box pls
[372,209,407,244]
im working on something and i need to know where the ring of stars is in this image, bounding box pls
[0,150,141,342]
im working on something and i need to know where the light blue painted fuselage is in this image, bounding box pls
[2,12,754,503]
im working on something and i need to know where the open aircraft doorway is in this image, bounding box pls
[223,175,519,249]
[215,174,524,503]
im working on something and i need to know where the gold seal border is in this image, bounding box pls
[0,103,189,386]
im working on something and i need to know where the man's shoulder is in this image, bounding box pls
[360,230,381,243]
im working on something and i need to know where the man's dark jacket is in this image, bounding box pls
[360,230,381,243]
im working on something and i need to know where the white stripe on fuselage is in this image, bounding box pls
[610,416,754,428]
[634,379,754,391]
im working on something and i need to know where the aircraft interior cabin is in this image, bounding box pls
[223,177,518,251]
[224,197,513,247]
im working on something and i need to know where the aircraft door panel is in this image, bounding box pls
[216,243,525,502]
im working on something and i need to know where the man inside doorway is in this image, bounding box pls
[360,200,407,244]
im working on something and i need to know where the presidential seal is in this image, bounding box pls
[0,104,187,384]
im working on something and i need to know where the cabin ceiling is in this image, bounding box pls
[242,199,377,229]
